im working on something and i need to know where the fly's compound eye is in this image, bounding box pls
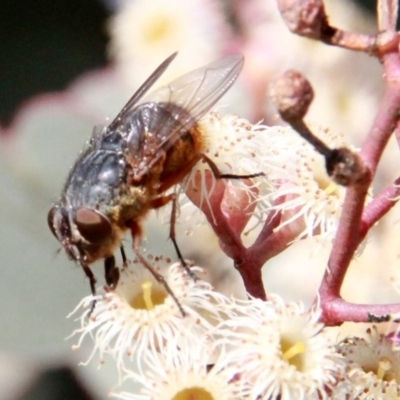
[75,208,112,244]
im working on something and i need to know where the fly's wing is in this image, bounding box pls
[143,53,244,124]
[107,52,177,131]
[132,54,244,172]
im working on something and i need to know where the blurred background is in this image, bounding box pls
[0,0,397,399]
[0,0,379,124]
[0,0,109,125]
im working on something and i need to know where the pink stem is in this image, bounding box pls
[193,181,267,298]
[321,298,400,326]
[318,49,400,326]
[320,183,370,300]
[360,177,400,236]
[361,56,400,174]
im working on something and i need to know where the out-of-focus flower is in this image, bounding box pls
[217,296,345,400]
[335,326,400,399]
[108,0,227,89]
[68,259,230,371]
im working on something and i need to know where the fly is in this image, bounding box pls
[48,52,262,313]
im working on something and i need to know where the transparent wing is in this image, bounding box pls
[107,52,177,131]
[111,54,244,179]
[142,53,244,122]
[138,54,244,170]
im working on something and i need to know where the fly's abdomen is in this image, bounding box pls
[120,102,197,176]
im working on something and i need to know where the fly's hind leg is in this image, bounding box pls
[199,153,265,180]
[149,194,198,281]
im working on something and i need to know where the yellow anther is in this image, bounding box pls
[142,280,154,310]
[324,182,337,195]
[377,357,392,381]
[282,342,306,361]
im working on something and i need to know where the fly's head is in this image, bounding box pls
[47,204,115,266]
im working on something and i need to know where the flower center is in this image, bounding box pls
[129,280,167,310]
[281,339,306,370]
[376,357,395,382]
[173,387,214,400]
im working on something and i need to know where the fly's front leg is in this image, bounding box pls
[82,263,97,295]
[104,255,120,289]
[120,245,128,267]
[150,194,197,281]
[81,263,97,316]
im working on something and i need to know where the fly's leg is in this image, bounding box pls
[170,196,198,281]
[120,245,128,266]
[136,249,186,317]
[82,264,97,295]
[151,153,263,282]
[199,153,265,180]
[81,263,97,317]
[104,255,120,289]
[129,221,186,317]
[150,195,197,281]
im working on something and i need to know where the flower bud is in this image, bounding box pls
[269,69,314,120]
[277,0,327,39]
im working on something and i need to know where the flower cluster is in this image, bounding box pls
[69,260,347,399]
[68,259,400,399]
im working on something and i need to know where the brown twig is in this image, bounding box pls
[277,0,399,55]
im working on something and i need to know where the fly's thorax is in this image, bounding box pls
[63,146,128,211]
[53,134,131,265]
